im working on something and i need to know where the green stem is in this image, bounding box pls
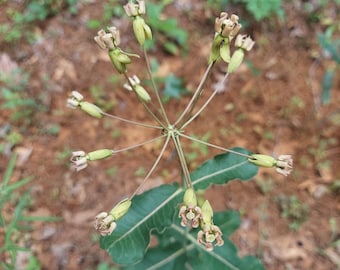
[181,73,229,129]
[101,111,163,129]
[179,132,253,159]
[171,132,192,188]
[131,135,170,198]
[174,62,214,127]
[113,135,166,154]
[143,47,170,126]
[123,72,166,128]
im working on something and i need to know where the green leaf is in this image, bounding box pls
[191,147,258,190]
[162,74,189,102]
[101,148,259,266]
[321,69,334,104]
[125,211,264,270]
[100,184,182,265]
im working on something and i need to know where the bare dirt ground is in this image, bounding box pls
[1,1,339,269]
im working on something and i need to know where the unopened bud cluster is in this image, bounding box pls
[209,12,255,73]
[124,0,152,46]
[179,189,224,251]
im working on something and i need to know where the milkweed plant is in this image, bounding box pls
[67,1,293,269]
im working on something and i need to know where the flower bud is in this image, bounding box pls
[109,198,132,221]
[227,48,244,73]
[133,17,152,46]
[183,188,197,207]
[86,149,113,161]
[248,154,293,176]
[209,34,224,63]
[108,49,131,73]
[219,41,230,63]
[143,23,152,40]
[201,200,213,225]
[133,17,145,45]
[248,154,276,168]
[135,85,151,102]
[79,101,102,118]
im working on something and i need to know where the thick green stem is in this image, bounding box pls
[171,132,192,188]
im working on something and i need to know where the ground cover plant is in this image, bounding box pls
[68,1,293,268]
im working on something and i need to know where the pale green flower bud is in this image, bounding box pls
[79,101,102,118]
[227,48,244,73]
[201,200,213,225]
[143,23,152,40]
[133,17,145,45]
[220,41,230,63]
[124,75,151,102]
[86,149,113,161]
[133,17,152,46]
[108,49,131,73]
[248,154,276,168]
[248,154,293,176]
[135,85,151,102]
[109,198,132,221]
[183,188,197,207]
[209,34,224,63]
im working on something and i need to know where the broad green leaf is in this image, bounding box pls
[100,184,182,265]
[101,148,259,266]
[126,211,264,270]
[191,147,258,190]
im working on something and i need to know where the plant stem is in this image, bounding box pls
[174,62,214,127]
[179,132,253,159]
[171,132,192,188]
[131,135,170,198]
[181,73,229,129]
[143,47,170,126]
[101,111,163,129]
[113,135,166,154]
[123,72,166,128]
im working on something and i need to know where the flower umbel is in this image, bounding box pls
[67,91,102,118]
[70,149,113,171]
[179,188,202,228]
[94,199,132,236]
[124,75,151,102]
[197,200,224,251]
[209,12,242,64]
[124,1,152,46]
[248,154,293,176]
